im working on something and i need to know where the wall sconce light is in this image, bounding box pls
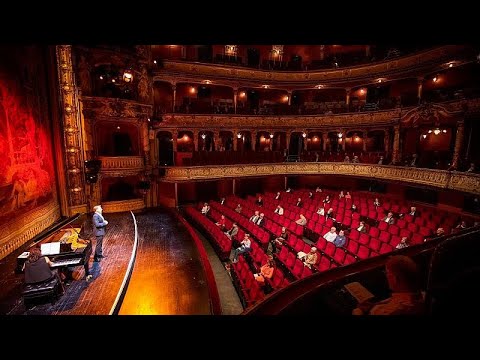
[422,134,427,139]
[201,133,206,140]
[237,132,242,139]
[315,84,324,89]
[432,76,438,83]
[269,134,274,139]
[190,86,196,94]
[302,132,307,138]
[239,92,246,98]
[338,133,343,138]
[359,88,365,95]
[123,69,133,83]
[433,128,441,135]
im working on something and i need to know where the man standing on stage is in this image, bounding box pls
[92,205,108,262]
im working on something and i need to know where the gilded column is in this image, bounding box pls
[251,130,257,151]
[56,45,86,213]
[417,77,424,104]
[303,131,308,151]
[193,130,199,151]
[213,130,221,151]
[392,124,401,164]
[346,88,351,108]
[286,130,292,152]
[172,84,177,113]
[287,90,292,106]
[233,130,238,151]
[451,120,465,169]
[172,130,178,152]
[233,88,238,114]
[384,128,390,154]
[322,133,328,152]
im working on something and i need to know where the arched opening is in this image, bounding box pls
[247,47,260,68]
[272,132,286,152]
[198,131,215,151]
[153,81,173,115]
[328,131,342,153]
[256,131,272,152]
[177,131,194,152]
[237,131,252,152]
[219,131,233,151]
[92,64,136,100]
[289,132,305,156]
[96,122,139,156]
[157,131,173,166]
[345,131,364,153]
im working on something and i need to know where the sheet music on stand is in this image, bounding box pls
[344,282,375,303]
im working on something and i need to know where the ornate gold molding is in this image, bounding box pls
[449,172,480,195]
[102,199,146,213]
[154,46,467,87]
[81,96,153,120]
[98,156,145,176]
[161,163,480,195]
[56,45,86,206]
[158,109,400,130]
[0,201,60,260]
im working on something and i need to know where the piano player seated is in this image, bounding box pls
[23,247,65,294]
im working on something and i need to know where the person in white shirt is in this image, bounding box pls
[201,203,210,215]
[357,221,367,233]
[315,187,322,193]
[383,212,395,225]
[296,198,303,207]
[339,191,345,199]
[295,214,307,226]
[274,205,284,215]
[235,204,242,213]
[220,197,226,205]
[316,206,325,216]
[323,227,337,242]
[396,237,409,249]
[249,211,260,223]
[256,213,265,227]
[232,234,251,263]
[286,187,292,193]
[275,191,281,200]
[374,198,381,208]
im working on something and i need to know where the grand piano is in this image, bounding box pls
[16,213,92,273]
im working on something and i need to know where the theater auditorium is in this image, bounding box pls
[0,45,479,315]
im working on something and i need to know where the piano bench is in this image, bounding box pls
[22,277,63,308]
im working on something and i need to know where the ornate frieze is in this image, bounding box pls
[82,96,152,120]
[98,156,145,176]
[161,163,480,195]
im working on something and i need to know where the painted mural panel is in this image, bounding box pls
[0,46,58,229]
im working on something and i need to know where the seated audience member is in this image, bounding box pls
[308,192,314,200]
[424,227,445,242]
[466,163,475,173]
[232,234,251,263]
[225,223,239,240]
[302,247,318,268]
[274,205,284,215]
[323,227,337,242]
[23,247,65,292]
[345,191,352,200]
[295,214,307,226]
[296,198,303,207]
[351,204,358,212]
[316,206,325,216]
[409,154,418,167]
[352,155,360,163]
[378,156,384,165]
[275,191,281,200]
[269,227,289,254]
[256,213,265,227]
[286,187,292,193]
[408,206,418,217]
[315,187,322,193]
[455,220,467,230]
[373,198,381,208]
[333,230,347,247]
[254,256,275,284]
[215,215,226,230]
[396,237,410,249]
[339,191,345,199]
[201,202,210,215]
[344,155,351,163]
[325,208,335,220]
[256,196,263,206]
[235,204,242,213]
[249,211,260,223]
[383,212,395,225]
[219,197,226,205]
[352,255,425,315]
[357,221,367,233]
[323,195,331,204]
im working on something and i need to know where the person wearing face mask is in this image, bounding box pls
[92,205,109,262]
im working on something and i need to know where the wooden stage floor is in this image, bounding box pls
[0,208,211,315]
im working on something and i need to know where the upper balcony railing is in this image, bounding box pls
[154,45,472,86]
